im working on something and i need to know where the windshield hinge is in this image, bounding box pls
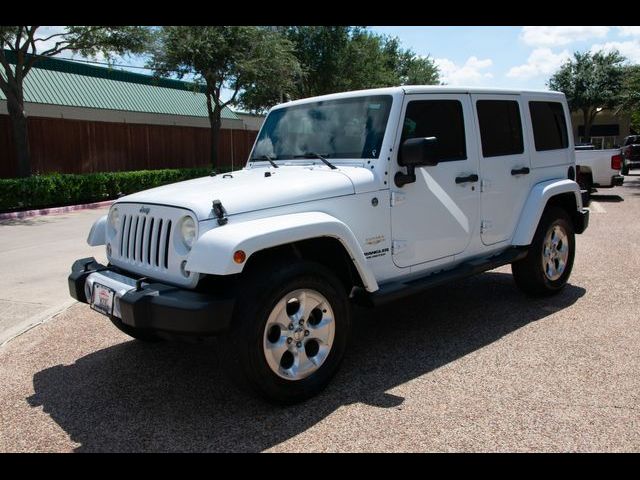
[212,199,228,226]
[390,191,406,207]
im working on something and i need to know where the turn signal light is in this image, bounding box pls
[611,154,622,170]
[233,250,246,264]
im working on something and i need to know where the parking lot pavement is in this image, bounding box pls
[0,207,107,344]
[0,176,639,452]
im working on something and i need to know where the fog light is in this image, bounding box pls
[180,260,190,277]
[233,250,246,264]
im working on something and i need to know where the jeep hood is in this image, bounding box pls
[119,165,372,220]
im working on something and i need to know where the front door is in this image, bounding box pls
[391,94,480,268]
[471,94,531,246]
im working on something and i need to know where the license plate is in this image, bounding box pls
[91,282,115,316]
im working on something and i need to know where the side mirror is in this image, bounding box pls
[395,137,438,187]
[399,136,438,167]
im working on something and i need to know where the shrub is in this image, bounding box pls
[0,167,221,212]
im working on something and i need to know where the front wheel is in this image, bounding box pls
[512,206,575,297]
[219,261,351,404]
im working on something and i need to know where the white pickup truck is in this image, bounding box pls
[574,146,624,205]
[69,86,589,403]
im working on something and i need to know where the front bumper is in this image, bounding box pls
[574,208,589,235]
[68,257,235,336]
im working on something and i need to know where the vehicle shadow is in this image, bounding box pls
[28,271,586,452]
[590,194,624,202]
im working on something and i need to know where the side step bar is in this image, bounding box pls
[352,247,528,308]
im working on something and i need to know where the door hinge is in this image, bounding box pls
[390,191,406,207]
[480,220,493,234]
[391,240,408,254]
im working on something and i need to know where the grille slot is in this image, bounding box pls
[164,220,172,269]
[155,219,164,267]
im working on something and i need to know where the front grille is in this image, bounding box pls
[118,213,173,269]
[106,203,198,288]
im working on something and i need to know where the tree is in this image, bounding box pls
[0,26,151,177]
[255,27,439,102]
[616,64,640,132]
[548,50,626,140]
[148,26,300,169]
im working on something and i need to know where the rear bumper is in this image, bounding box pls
[68,257,235,336]
[612,175,624,186]
[574,208,589,235]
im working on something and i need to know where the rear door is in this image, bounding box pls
[471,94,531,246]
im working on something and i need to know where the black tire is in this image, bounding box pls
[109,316,163,342]
[219,260,351,405]
[511,206,575,297]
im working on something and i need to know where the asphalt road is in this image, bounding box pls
[0,207,108,344]
[0,175,639,452]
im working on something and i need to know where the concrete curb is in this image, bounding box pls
[0,299,78,347]
[0,200,114,221]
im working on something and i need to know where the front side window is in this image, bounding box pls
[476,100,524,157]
[251,95,393,160]
[400,100,467,161]
[529,101,569,151]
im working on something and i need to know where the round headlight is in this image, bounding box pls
[108,207,119,229]
[180,216,197,249]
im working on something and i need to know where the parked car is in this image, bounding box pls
[621,135,640,175]
[69,86,589,404]
[574,146,624,205]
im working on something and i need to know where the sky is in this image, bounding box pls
[39,26,640,98]
[370,26,640,90]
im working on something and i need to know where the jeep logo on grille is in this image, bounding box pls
[139,206,150,214]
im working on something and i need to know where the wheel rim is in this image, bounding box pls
[262,288,335,381]
[541,224,570,281]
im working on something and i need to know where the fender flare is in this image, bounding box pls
[512,179,582,246]
[87,215,107,246]
[186,211,379,292]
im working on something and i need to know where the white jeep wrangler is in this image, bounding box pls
[69,86,589,404]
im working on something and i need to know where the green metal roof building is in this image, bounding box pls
[0,51,245,129]
[0,52,261,177]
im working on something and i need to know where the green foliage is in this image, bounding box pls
[548,50,626,138]
[148,27,300,114]
[617,65,640,125]
[549,50,626,112]
[0,26,151,59]
[0,168,214,212]
[242,26,439,108]
[148,26,300,167]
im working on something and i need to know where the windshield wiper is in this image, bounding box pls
[293,152,337,170]
[251,154,279,168]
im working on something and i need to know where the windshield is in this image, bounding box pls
[251,95,393,161]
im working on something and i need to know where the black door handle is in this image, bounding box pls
[455,174,479,184]
[511,167,530,175]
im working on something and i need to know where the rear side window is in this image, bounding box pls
[401,100,467,161]
[529,101,569,151]
[476,100,524,157]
